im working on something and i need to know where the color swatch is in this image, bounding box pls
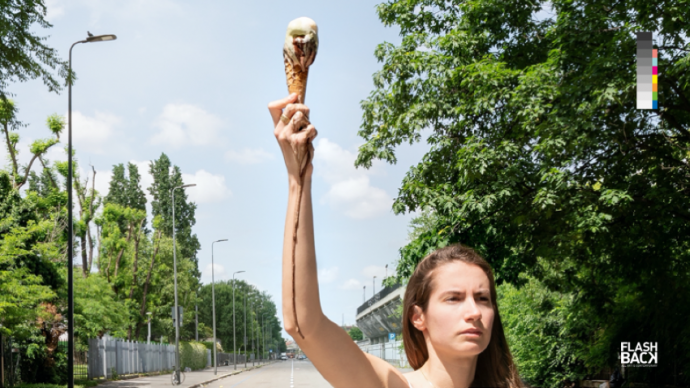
[637,32,656,109]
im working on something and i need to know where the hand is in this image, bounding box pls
[268,93,318,181]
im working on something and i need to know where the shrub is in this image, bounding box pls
[180,341,208,370]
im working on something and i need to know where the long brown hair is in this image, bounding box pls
[402,244,522,388]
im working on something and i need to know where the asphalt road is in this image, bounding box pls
[203,359,331,388]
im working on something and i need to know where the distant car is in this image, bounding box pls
[280,352,288,360]
[298,355,306,360]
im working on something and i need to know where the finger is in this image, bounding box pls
[290,111,311,132]
[283,103,311,122]
[268,93,298,126]
[302,124,317,142]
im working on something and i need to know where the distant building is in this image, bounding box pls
[355,283,405,344]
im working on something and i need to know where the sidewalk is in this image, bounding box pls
[96,361,275,388]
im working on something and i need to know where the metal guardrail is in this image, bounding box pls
[357,283,403,315]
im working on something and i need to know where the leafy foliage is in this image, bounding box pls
[348,326,364,341]
[197,281,286,357]
[180,341,209,371]
[148,153,201,277]
[362,0,690,385]
[0,0,67,100]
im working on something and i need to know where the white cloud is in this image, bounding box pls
[314,138,393,219]
[151,104,224,148]
[45,0,65,20]
[182,170,232,204]
[318,267,339,284]
[224,148,275,165]
[202,263,227,283]
[74,166,112,199]
[70,111,122,155]
[339,278,362,290]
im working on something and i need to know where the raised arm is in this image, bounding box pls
[268,94,408,388]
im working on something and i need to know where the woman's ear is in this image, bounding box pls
[411,305,426,332]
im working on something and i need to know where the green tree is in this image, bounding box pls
[198,281,282,358]
[105,162,147,213]
[0,0,67,100]
[348,327,363,341]
[360,0,690,385]
[148,153,200,277]
[1,101,63,190]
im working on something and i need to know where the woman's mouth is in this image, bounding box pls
[459,328,483,337]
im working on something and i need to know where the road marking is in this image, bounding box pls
[291,359,294,388]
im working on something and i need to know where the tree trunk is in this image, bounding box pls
[80,235,88,277]
[113,224,134,279]
[3,122,18,181]
[128,219,146,302]
[87,166,97,273]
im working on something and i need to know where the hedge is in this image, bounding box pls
[180,341,208,371]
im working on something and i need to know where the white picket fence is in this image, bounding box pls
[87,337,211,379]
[358,339,409,368]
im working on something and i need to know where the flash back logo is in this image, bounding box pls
[621,342,658,366]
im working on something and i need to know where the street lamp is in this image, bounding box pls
[67,32,117,388]
[233,270,245,370]
[146,312,152,344]
[244,284,248,369]
[250,299,255,366]
[172,183,195,381]
[373,276,377,297]
[211,239,228,375]
[262,313,267,362]
[195,285,201,342]
[363,285,366,304]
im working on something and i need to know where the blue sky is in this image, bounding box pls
[4,0,432,338]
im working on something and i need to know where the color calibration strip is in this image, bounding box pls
[637,32,657,109]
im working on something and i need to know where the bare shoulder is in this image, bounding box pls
[363,353,412,388]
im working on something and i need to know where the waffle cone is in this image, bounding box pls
[285,57,309,104]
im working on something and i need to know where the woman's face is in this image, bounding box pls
[413,261,495,358]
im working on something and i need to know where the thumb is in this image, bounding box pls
[268,93,299,126]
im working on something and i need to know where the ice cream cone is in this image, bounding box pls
[285,57,309,104]
[283,17,318,104]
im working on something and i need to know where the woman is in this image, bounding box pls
[268,93,522,388]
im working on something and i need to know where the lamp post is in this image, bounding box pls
[195,286,200,342]
[67,32,117,388]
[363,285,366,304]
[373,276,377,297]
[172,183,196,382]
[251,299,255,366]
[232,270,245,370]
[146,312,152,344]
[261,313,267,362]
[211,239,228,375]
[244,286,248,369]
[385,264,388,281]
